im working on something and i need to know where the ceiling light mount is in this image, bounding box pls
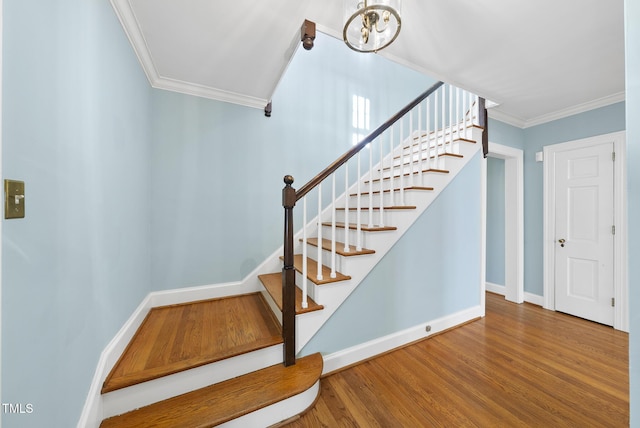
[343,0,401,53]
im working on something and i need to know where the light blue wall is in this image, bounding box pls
[149,32,437,290]
[302,152,482,355]
[2,0,153,427]
[486,157,505,285]
[624,1,639,425]
[489,118,526,151]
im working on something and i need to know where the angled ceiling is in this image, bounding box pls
[111,0,625,128]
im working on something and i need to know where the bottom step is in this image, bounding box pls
[100,353,323,428]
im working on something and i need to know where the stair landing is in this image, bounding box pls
[102,293,283,394]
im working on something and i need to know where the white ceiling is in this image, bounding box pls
[112,0,625,128]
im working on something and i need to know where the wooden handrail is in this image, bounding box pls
[295,81,445,201]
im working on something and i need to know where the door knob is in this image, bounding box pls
[558,238,565,247]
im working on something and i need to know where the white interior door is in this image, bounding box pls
[554,142,614,325]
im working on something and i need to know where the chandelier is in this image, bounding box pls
[343,0,402,53]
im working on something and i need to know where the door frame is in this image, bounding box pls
[486,143,524,304]
[543,131,628,331]
[1,0,5,414]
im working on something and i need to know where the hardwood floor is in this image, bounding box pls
[286,292,629,427]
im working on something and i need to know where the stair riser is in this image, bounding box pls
[333,208,409,226]
[347,193,401,207]
[390,149,451,169]
[360,171,448,194]
[299,246,375,277]
[348,186,439,207]
[218,381,320,428]
[315,226,398,255]
[101,345,283,419]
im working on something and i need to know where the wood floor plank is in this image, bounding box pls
[286,292,629,427]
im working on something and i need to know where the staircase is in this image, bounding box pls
[94,82,486,427]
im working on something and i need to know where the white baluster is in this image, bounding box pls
[344,160,350,253]
[409,110,414,188]
[474,94,480,127]
[456,87,461,144]
[356,152,362,251]
[331,173,337,279]
[426,96,431,171]
[316,184,323,281]
[399,117,405,206]
[448,84,453,154]
[379,134,385,227]
[368,138,374,228]
[418,103,423,186]
[302,197,308,309]
[389,125,395,207]
[441,86,446,163]
[462,89,468,140]
[434,89,439,168]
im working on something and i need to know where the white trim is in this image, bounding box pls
[321,305,483,376]
[487,143,525,304]
[152,76,269,109]
[524,92,626,128]
[109,0,270,109]
[488,92,626,129]
[486,282,506,295]
[543,131,628,331]
[0,0,4,424]
[488,109,527,129]
[487,283,544,307]
[102,344,283,418]
[524,292,544,307]
[480,156,487,316]
[218,380,320,428]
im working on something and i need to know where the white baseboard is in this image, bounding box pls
[485,282,506,295]
[321,304,483,376]
[486,282,543,307]
[524,292,544,307]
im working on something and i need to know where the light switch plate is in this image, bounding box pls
[5,179,25,219]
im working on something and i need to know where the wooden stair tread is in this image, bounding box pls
[303,237,375,256]
[409,135,478,143]
[365,168,449,184]
[323,222,397,232]
[389,152,464,165]
[100,353,323,428]
[281,254,351,285]
[101,293,283,394]
[258,273,324,314]
[352,186,433,196]
[336,206,416,211]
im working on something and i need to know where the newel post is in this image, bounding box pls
[282,175,297,366]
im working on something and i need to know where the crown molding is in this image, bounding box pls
[151,76,268,109]
[110,0,269,109]
[523,91,626,128]
[490,91,626,129]
[487,109,527,128]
